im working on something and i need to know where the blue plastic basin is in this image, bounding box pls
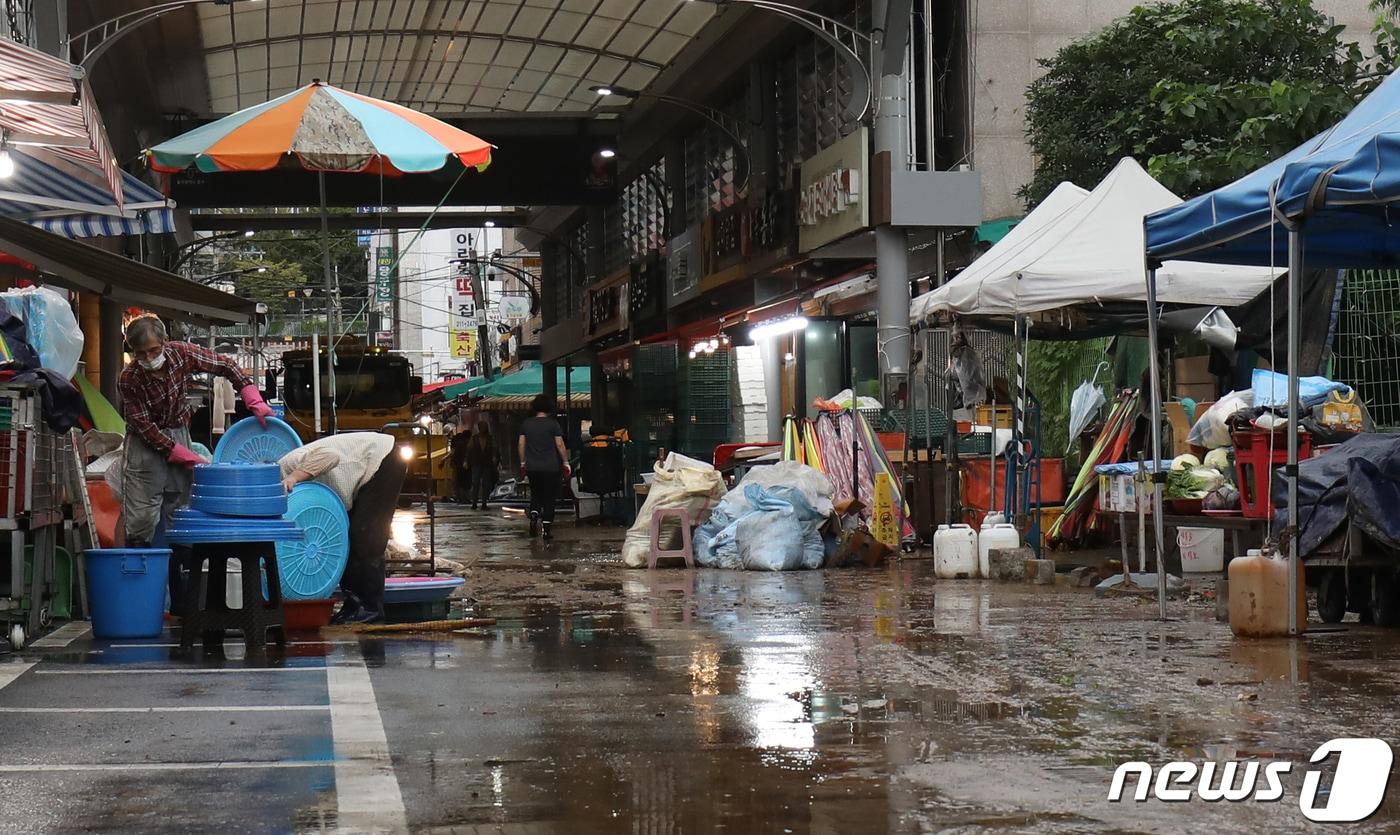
[86,548,170,639]
[189,483,286,500]
[189,493,289,518]
[192,463,282,489]
[213,417,303,465]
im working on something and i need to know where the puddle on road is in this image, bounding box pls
[355,511,1400,833]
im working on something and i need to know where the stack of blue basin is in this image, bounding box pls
[167,463,302,544]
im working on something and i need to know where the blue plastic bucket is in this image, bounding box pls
[85,548,171,639]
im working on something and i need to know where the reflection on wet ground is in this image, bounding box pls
[373,506,1400,833]
[3,504,1400,832]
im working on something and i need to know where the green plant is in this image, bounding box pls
[1021,0,1374,206]
[1027,339,1110,458]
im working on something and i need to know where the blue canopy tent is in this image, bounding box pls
[0,150,175,238]
[1143,69,1400,633]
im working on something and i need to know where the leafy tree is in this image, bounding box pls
[1021,0,1373,206]
[252,230,369,305]
[225,257,305,315]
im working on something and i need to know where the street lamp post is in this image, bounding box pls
[686,0,875,122]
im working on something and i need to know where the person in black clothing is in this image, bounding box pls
[517,394,570,539]
[466,423,499,509]
[449,423,473,504]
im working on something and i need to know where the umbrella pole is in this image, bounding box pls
[1145,265,1168,620]
[318,170,338,434]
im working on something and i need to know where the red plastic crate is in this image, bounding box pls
[1233,429,1312,519]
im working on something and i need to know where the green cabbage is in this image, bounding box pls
[1167,466,1225,499]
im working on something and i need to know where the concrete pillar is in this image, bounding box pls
[99,300,124,405]
[761,337,784,442]
[874,0,912,377]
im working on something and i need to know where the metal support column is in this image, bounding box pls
[1145,266,1168,619]
[1286,228,1303,636]
[874,0,913,378]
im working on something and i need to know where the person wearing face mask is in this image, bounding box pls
[117,316,273,576]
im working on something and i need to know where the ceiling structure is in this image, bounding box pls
[195,0,714,115]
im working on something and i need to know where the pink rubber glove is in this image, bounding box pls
[239,384,274,428]
[168,443,206,468]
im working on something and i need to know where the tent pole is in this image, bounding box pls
[1145,265,1168,620]
[1287,228,1303,637]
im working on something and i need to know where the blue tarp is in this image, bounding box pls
[1145,69,1400,268]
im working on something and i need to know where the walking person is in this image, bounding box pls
[517,395,569,540]
[449,423,473,504]
[466,423,499,510]
[278,432,407,623]
[118,316,273,605]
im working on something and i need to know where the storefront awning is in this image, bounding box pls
[480,394,592,411]
[0,150,174,238]
[0,39,122,206]
[0,215,255,325]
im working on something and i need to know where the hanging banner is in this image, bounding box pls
[452,330,476,359]
[449,231,478,355]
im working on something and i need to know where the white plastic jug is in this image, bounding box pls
[982,511,1006,528]
[978,523,1020,578]
[934,524,979,579]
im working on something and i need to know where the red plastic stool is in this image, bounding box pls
[647,507,695,569]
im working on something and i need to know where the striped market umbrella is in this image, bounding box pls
[146,80,492,175]
[145,81,494,434]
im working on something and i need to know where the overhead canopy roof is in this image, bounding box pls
[0,216,257,325]
[911,159,1285,323]
[1146,67,1400,268]
[196,0,714,114]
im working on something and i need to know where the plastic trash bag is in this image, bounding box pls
[1188,390,1254,449]
[1251,369,1349,409]
[723,460,835,517]
[0,287,82,378]
[693,482,827,570]
[1066,380,1105,450]
[736,511,806,571]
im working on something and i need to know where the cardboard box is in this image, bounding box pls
[1174,356,1214,399]
[1165,400,1215,456]
[1177,384,1216,404]
[1100,473,1145,513]
[1175,355,1212,385]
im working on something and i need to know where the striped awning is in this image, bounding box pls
[0,38,122,207]
[480,394,592,411]
[0,150,173,237]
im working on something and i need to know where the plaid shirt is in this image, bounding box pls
[119,341,253,457]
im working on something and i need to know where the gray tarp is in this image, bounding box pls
[1272,434,1400,557]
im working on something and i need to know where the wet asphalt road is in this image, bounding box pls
[0,505,1398,833]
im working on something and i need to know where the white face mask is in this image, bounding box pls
[138,350,166,372]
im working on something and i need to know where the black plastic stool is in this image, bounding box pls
[179,541,287,652]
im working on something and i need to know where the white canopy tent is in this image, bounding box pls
[911,159,1284,322]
